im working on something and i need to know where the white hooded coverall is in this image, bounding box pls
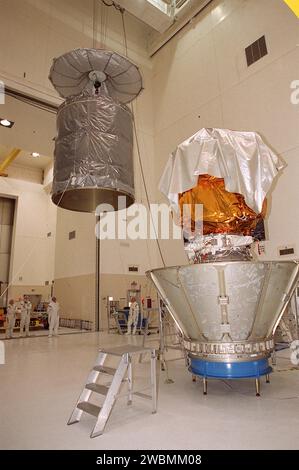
[20,300,32,337]
[126,301,139,335]
[6,304,16,339]
[47,301,60,336]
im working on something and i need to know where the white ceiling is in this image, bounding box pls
[0,94,56,170]
[116,0,174,33]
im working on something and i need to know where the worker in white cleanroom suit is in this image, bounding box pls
[47,296,60,337]
[6,299,16,339]
[126,297,139,335]
[19,295,32,337]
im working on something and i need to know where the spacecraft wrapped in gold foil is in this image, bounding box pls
[160,128,283,236]
[160,128,284,261]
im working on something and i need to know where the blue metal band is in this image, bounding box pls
[190,357,272,379]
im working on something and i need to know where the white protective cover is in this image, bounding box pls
[159,128,284,214]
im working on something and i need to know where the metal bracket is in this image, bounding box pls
[218,295,229,305]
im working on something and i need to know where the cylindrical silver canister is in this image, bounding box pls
[52,93,134,212]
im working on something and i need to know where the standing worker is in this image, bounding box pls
[20,295,32,337]
[6,299,16,339]
[47,296,60,337]
[126,297,139,335]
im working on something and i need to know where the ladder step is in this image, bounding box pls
[93,366,116,375]
[77,401,101,417]
[86,383,109,395]
[134,391,152,400]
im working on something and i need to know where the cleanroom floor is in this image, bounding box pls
[1,331,299,450]
[0,327,88,340]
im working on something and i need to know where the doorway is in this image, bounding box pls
[0,196,15,309]
[0,196,15,334]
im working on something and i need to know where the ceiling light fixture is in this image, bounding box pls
[0,118,14,128]
[31,152,40,158]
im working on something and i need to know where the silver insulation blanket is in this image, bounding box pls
[159,128,285,214]
[52,93,134,212]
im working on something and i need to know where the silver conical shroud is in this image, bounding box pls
[148,261,299,362]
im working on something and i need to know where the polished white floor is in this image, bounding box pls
[0,331,299,450]
[0,327,87,340]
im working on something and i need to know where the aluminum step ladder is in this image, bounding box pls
[68,345,157,438]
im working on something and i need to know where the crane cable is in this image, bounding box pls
[99,0,166,267]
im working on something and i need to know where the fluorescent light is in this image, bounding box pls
[31,152,40,158]
[0,118,14,128]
